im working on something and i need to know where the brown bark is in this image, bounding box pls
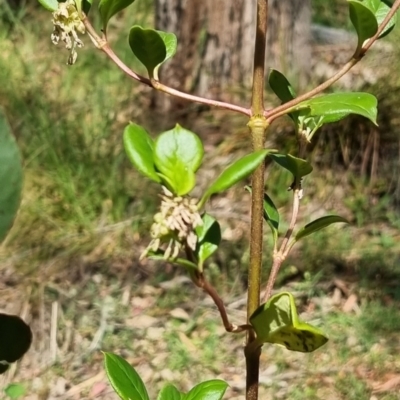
[154,0,311,113]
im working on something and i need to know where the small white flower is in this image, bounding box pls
[140,187,203,261]
[51,0,85,65]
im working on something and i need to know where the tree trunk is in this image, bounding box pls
[154,0,311,114]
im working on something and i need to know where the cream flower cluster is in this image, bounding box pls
[51,0,85,65]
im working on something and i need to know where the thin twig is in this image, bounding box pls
[82,16,251,117]
[264,0,400,123]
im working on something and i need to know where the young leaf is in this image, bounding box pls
[103,352,150,400]
[153,124,204,196]
[250,292,328,353]
[156,31,178,65]
[157,384,182,400]
[295,215,349,241]
[37,0,58,11]
[183,380,228,400]
[268,69,297,103]
[99,0,136,31]
[82,0,92,14]
[0,314,32,374]
[269,154,313,180]
[0,110,23,243]
[123,123,161,183]
[199,150,269,208]
[363,0,397,38]
[294,92,378,125]
[348,0,378,48]
[195,214,221,270]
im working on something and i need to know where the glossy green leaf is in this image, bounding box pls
[153,125,203,196]
[4,384,26,399]
[195,214,221,270]
[0,110,23,243]
[0,314,32,375]
[348,0,378,48]
[157,385,182,400]
[268,69,297,103]
[295,215,349,241]
[295,92,378,125]
[82,0,92,14]
[199,150,268,207]
[156,31,178,65]
[363,0,397,38]
[263,193,280,242]
[269,154,313,180]
[128,27,177,78]
[123,123,161,183]
[99,0,136,31]
[104,352,149,400]
[183,380,228,400]
[250,292,328,353]
[37,0,58,11]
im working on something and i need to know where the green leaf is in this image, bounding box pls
[245,187,279,244]
[0,110,23,243]
[250,292,328,353]
[82,0,93,14]
[99,0,136,31]
[4,384,26,399]
[157,385,182,400]
[156,30,178,65]
[123,123,161,183]
[153,124,204,196]
[195,214,221,270]
[295,92,378,125]
[199,150,269,208]
[37,0,58,11]
[147,252,199,270]
[295,215,349,241]
[183,380,228,400]
[269,154,313,180]
[268,69,297,103]
[103,352,150,400]
[0,314,32,375]
[370,0,397,38]
[128,28,177,78]
[348,0,378,48]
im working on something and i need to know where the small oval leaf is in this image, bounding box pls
[153,124,203,196]
[99,0,136,31]
[157,384,182,400]
[295,92,378,125]
[348,0,378,47]
[37,0,58,11]
[104,352,149,400]
[195,214,221,270]
[200,150,269,207]
[269,154,313,180]
[250,292,328,353]
[295,215,349,241]
[268,69,297,103]
[183,380,228,400]
[123,123,161,183]
[363,0,397,38]
[129,26,167,78]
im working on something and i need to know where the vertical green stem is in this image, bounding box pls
[246,1,269,400]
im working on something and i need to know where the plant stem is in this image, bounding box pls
[246,1,269,400]
[82,16,251,116]
[264,0,400,122]
[263,188,300,302]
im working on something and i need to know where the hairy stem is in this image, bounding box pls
[246,1,269,400]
